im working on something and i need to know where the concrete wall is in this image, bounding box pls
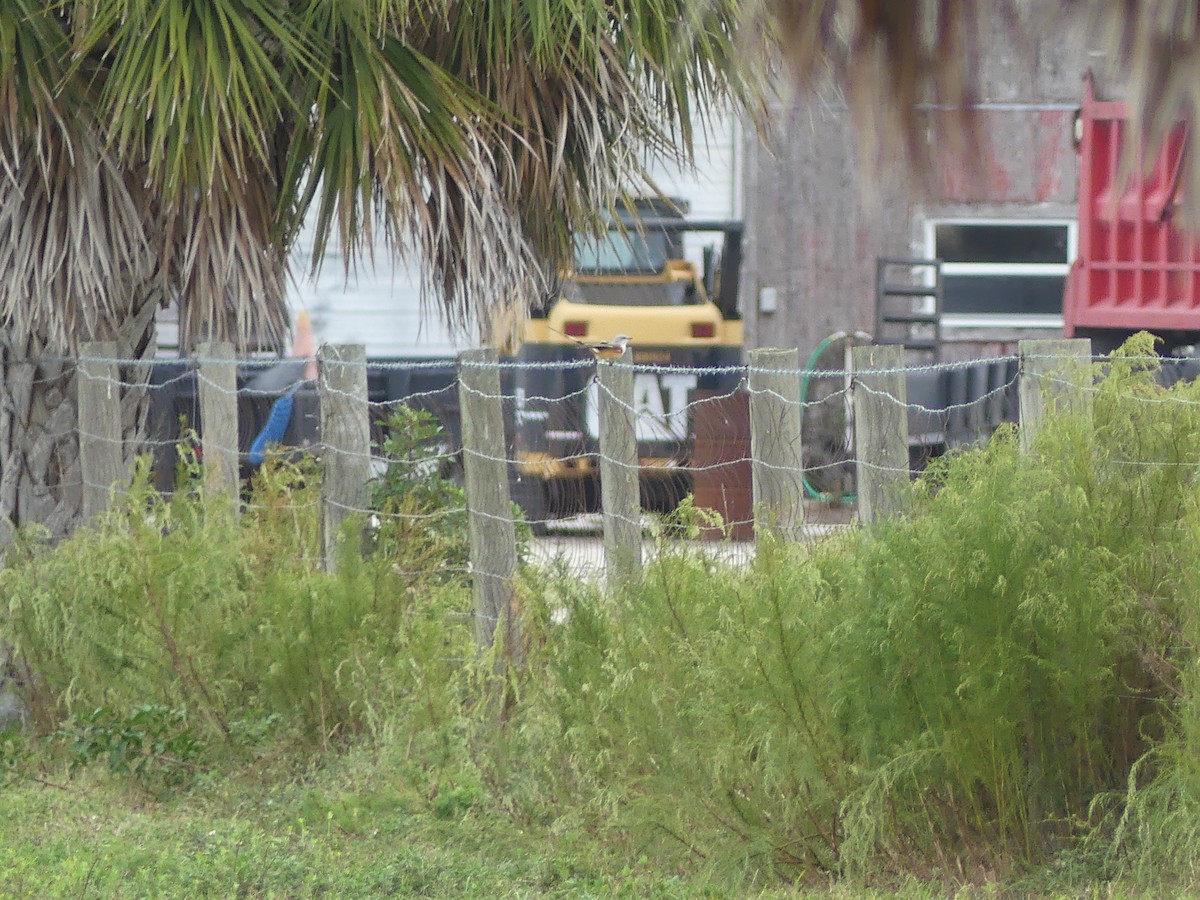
[741,3,1114,362]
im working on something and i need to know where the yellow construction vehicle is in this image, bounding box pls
[507,198,744,526]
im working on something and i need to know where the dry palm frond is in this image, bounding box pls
[746,0,998,176]
[164,188,290,352]
[1075,0,1200,226]
[756,0,1200,220]
[0,2,155,351]
[0,132,155,349]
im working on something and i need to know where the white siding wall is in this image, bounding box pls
[647,113,741,220]
[645,110,741,271]
[288,240,464,360]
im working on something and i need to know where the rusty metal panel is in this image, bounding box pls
[691,389,752,540]
[1067,79,1200,335]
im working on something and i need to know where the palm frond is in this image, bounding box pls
[165,183,290,351]
[68,0,299,348]
[747,0,992,179]
[0,2,155,350]
[76,0,297,191]
[1075,0,1200,226]
[0,0,74,180]
[403,0,754,337]
[0,134,157,349]
[6,0,752,349]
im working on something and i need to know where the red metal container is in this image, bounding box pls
[1065,77,1200,340]
[690,389,752,540]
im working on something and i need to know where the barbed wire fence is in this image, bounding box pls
[51,336,1109,656]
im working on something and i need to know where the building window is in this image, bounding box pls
[926,220,1076,327]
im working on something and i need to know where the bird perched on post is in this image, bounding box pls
[570,333,631,362]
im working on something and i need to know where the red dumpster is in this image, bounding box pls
[1066,75,1200,345]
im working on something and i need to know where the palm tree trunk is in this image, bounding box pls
[0,289,161,546]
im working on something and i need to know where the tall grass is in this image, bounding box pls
[499,334,1200,887]
[0,452,474,758]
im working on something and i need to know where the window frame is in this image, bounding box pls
[924,217,1077,329]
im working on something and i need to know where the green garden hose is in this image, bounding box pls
[799,331,872,501]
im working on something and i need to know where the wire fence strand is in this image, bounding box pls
[15,345,1185,580]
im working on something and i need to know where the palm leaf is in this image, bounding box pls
[755,0,1200,222]
[403,0,755,338]
[5,0,752,349]
[0,2,155,349]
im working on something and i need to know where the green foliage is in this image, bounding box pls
[0,728,33,789]
[504,538,848,884]
[0,761,805,899]
[369,405,470,578]
[648,492,727,542]
[0,453,474,763]
[491,334,1200,888]
[432,783,485,820]
[16,334,1200,893]
[369,405,530,571]
[56,705,200,792]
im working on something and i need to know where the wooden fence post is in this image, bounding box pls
[457,349,521,666]
[597,347,641,588]
[1016,341,1091,829]
[851,344,911,524]
[78,341,126,523]
[1018,339,1093,453]
[318,344,371,570]
[748,348,805,542]
[196,342,239,511]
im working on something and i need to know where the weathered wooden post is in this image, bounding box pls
[1018,338,1093,453]
[318,344,371,570]
[457,349,521,666]
[851,344,911,524]
[748,348,805,542]
[196,341,239,511]
[78,341,126,523]
[1017,339,1092,831]
[597,347,642,587]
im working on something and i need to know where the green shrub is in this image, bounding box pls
[0,453,474,762]
[13,334,1200,891]
[56,704,201,792]
[499,333,1200,886]
[370,406,471,579]
[370,405,533,576]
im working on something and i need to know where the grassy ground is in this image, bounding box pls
[0,760,1153,898]
[0,772,789,898]
[1,768,663,898]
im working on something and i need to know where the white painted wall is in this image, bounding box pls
[287,239,464,360]
[644,110,742,273]
[647,113,741,220]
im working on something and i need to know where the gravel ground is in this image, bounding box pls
[527,512,852,577]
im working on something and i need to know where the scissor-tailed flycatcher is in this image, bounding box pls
[576,333,631,362]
